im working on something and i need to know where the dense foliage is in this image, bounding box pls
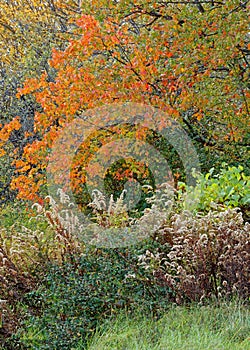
[0,1,249,349]
[10,246,170,349]
[180,164,250,220]
[0,0,249,203]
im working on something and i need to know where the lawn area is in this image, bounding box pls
[86,302,250,350]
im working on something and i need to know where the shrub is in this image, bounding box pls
[138,208,250,303]
[10,244,171,350]
[179,164,250,221]
[0,200,82,297]
[0,199,84,344]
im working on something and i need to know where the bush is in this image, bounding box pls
[138,208,250,303]
[179,164,250,221]
[0,200,81,298]
[0,199,84,346]
[10,243,171,349]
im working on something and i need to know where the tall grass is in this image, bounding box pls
[85,301,250,350]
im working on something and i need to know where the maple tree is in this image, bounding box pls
[0,0,84,129]
[0,0,249,204]
[0,0,85,203]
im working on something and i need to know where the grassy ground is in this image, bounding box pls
[85,301,250,350]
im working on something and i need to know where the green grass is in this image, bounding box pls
[84,302,250,350]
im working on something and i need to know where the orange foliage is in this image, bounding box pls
[1,1,249,202]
